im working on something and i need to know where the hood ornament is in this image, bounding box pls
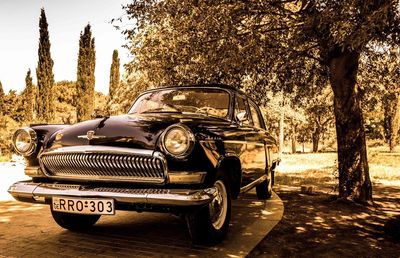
[78,130,106,140]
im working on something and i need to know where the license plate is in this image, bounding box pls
[52,197,115,215]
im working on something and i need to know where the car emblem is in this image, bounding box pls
[77,130,106,140]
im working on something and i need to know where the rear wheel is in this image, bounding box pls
[51,209,100,231]
[186,177,231,245]
[256,173,273,199]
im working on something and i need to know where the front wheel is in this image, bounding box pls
[186,178,231,245]
[51,209,100,231]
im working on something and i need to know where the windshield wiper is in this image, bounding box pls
[142,109,182,114]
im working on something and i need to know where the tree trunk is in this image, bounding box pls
[279,110,284,154]
[389,93,400,152]
[312,126,320,153]
[291,122,297,154]
[327,47,373,204]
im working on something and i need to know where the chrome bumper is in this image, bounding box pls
[8,181,217,207]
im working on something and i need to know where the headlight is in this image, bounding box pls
[162,124,195,158]
[12,128,37,156]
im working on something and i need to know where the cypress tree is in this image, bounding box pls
[76,24,96,122]
[108,50,120,99]
[107,50,120,113]
[22,69,35,122]
[0,81,4,116]
[36,8,55,122]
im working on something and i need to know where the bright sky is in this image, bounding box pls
[0,0,131,95]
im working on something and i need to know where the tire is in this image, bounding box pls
[51,209,100,231]
[256,174,273,200]
[186,177,231,245]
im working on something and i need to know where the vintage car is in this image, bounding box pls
[8,84,279,245]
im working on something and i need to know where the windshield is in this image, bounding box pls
[128,88,231,118]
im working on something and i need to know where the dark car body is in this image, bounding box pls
[9,84,279,245]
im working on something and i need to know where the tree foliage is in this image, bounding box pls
[360,46,400,152]
[109,50,120,99]
[119,0,400,203]
[36,8,55,122]
[54,80,77,124]
[304,88,334,153]
[2,90,24,122]
[108,49,121,114]
[112,71,151,114]
[21,69,36,123]
[76,24,96,122]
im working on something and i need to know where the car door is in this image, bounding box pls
[246,100,268,179]
[229,94,265,185]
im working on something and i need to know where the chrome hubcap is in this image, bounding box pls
[209,180,227,230]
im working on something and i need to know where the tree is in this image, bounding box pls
[36,8,55,122]
[360,46,400,152]
[0,81,4,116]
[108,50,120,99]
[108,50,121,114]
[0,88,24,157]
[119,0,400,203]
[76,24,96,122]
[54,80,76,106]
[21,69,36,122]
[2,90,24,122]
[281,1,400,203]
[113,70,152,113]
[54,80,77,124]
[305,88,334,153]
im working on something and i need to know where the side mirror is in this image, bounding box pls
[236,111,248,125]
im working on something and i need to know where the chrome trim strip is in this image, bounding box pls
[168,172,207,184]
[224,140,265,147]
[240,174,268,194]
[40,146,154,156]
[8,181,216,207]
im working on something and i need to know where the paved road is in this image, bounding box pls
[0,163,283,257]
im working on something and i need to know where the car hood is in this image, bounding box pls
[47,113,232,151]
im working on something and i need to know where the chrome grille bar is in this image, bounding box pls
[39,146,167,184]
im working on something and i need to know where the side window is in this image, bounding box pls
[235,96,251,126]
[249,103,262,128]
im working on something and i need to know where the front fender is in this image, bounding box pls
[22,124,70,166]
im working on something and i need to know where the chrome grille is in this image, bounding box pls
[92,187,172,195]
[40,151,167,183]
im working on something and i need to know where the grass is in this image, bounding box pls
[368,147,400,184]
[275,146,400,190]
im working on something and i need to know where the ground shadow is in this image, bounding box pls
[250,183,400,257]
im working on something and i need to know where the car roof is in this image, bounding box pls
[143,84,247,95]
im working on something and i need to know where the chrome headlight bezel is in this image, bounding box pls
[161,124,195,159]
[12,128,38,156]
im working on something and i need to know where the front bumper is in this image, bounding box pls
[8,181,217,207]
